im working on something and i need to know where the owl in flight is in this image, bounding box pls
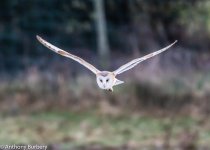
[36,35,177,92]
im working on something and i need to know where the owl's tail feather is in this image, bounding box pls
[114,79,124,86]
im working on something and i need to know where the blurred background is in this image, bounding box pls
[0,0,210,149]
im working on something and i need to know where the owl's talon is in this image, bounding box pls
[108,89,113,92]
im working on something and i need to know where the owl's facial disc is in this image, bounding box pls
[96,73,114,90]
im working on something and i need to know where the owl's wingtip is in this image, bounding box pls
[36,35,41,40]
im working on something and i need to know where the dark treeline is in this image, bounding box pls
[0,0,210,72]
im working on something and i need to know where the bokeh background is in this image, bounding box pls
[0,0,210,150]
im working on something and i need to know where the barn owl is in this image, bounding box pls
[36,35,177,92]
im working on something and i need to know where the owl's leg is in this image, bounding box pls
[108,88,113,92]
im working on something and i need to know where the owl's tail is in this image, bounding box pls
[114,79,124,86]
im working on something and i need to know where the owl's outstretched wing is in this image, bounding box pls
[36,35,100,74]
[113,40,177,75]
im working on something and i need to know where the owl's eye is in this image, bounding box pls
[106,79,109,82]
[100,79,103,82]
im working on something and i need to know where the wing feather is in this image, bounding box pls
[113,41,177,75]
[36,35,100,74]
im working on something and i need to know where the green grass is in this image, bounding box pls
[0,111,209,147]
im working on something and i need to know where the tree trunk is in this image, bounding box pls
[94,0,110,69]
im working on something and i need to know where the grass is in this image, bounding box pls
[0,111,209,148]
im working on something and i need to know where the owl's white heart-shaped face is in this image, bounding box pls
[96,72,115,90]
